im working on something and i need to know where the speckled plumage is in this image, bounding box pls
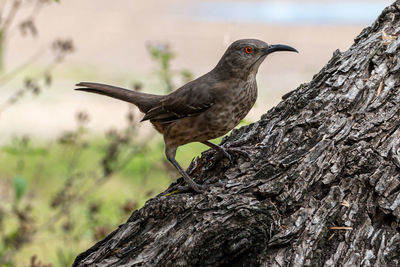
[76,39,297,193]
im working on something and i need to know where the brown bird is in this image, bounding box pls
[76,39,297,193]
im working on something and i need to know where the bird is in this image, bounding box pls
[75,39,297,193]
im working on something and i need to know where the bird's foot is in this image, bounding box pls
[178,174,206,193]
[190,182,206,193]
[174,180,223,194]
[162,183,204,196]
[202,141,250,164]
[175,185,199,193]
[165,184,204,195]
[216,147,251,163]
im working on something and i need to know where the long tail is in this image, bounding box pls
[75,82,163,113]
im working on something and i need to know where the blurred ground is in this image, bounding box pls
[0,0,391,142]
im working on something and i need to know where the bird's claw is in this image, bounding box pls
[163,184,204,195]
[216,147,251,163]
[226,147,251,160]
[220,149,233,163]
[175,184,205,193]
[192,183,206,193]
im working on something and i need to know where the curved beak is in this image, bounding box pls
[264,44,298,55]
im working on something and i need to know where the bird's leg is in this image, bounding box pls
[165,147,204,193]
[202,141,233,162]
[201,141,250,162]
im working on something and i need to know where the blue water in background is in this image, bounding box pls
[188,1,391,25]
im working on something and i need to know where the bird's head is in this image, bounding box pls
[215,39,298,78]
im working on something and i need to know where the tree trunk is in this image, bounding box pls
[73,2,400,266]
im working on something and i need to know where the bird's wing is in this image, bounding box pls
[142,79,215,123]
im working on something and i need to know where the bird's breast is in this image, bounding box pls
[227,79,258,124]
[204,78,258,134]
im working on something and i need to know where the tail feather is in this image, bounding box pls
[75,82,163,113]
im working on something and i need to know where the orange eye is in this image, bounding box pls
[244,46,253,54]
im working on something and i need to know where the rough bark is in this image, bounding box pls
[73,2,400,266]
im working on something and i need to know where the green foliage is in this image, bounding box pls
[0,135,175,266]
[147,42,194,93]
[12,176,27,204]
[148,43,174,70]
[147,43,175,92]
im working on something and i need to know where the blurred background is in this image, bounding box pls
[0,0,392,265]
